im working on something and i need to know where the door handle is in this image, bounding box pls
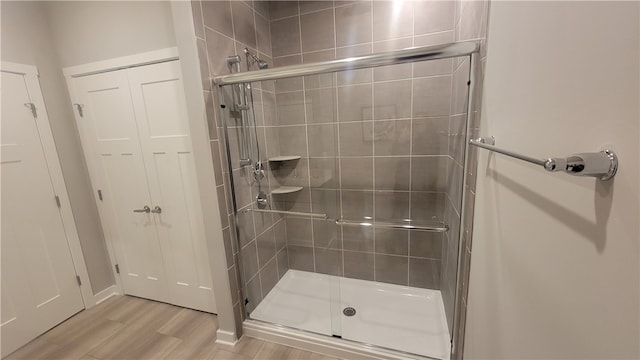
[133,205,150,213]
[151,206,162,214]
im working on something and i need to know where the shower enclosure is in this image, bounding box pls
[215,42,475,359]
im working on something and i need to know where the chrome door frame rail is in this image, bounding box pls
[335,219,449,233]
[242,208,328,219]
[212,41,478,86]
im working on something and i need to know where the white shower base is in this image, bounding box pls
[251,270,451,359]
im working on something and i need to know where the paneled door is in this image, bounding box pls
[126,62,214,312]
[73,70,168,303]
[72,60,216,313]
[1,69,84,357]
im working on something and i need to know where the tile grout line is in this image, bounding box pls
[369,0,376,282]
[408,1,416,287]
[295,2,317,274]
[331,2,347,279]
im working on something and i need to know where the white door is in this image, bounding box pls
[73,70,169,304]
[1,70,84,357]
[72,61,216,313]
[127,61,215,312]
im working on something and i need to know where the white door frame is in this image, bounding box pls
[1,61,93,308]
[63,48,180,303]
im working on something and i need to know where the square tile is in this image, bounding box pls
[412,75,452,117]
[241,241,259,280]
[374,228,409,256]
[315,248,343,276]
[269,1,299,19]
[256,228,276,267]
[301,9,335,52]
[339,122,374,156]
[372,0,413,41]
[337,84,373,122]
[342,226,374,252]
[335,2,372,46]
[341,190,374,220]
[340,157,374,190]
[409,231,443,259]
[287,245,315,272]
[414,0,455,35]
[411,117,449,155]
[260,257,279,297]
[276,91,305,125]
[232,2,257,48]
[409,258,441,289]
[411,156,448,192]
[308,124,338,157]
[271,16,301,57]
[285,217,313,247]
[374,191,409,221]
[374,157,410,191]
[373,120,411,156]
[375,254,408,286]
[202,1,233,37]
[309,158,339,188]
[343,251,374,281]
[336,44,373,85]
[373,80,412,120]
[305,88,337,124]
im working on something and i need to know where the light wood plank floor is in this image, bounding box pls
[6,295,341,360]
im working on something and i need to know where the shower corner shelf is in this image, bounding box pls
[271,186,303,195]
[268,155,302,162]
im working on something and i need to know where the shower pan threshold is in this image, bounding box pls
[249,270,451,360]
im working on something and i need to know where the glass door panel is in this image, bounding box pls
[221,53,470,360]
[222,73,342,338]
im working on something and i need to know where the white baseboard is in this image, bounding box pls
[215,329,237,346]
[243,320,433,360]
[92,285,120,307]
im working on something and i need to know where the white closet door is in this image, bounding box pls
[127,61,215,313]
[73,70,168,303]
[1,70,84,357]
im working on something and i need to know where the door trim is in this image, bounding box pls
[1,61,93,308]
[63,48,179,78]
[62,48,181,305]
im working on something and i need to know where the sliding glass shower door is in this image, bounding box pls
[218,49,471,359]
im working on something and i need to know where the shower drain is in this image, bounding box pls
[343,307,356,316]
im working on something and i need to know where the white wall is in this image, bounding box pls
[465,2,639,359]
[45,1,176,67]
[1,1,115,294]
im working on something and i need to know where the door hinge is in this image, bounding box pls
[115,264,120,274]
[98,189,103,201]
[73,103,84,117]
[76,275,82,286]
[55,195,61,208]
[24,103,37,118]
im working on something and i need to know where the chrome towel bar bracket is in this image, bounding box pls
[470,137,618,180]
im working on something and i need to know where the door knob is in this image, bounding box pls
[133,205,150,213]
[151,206,162,214]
